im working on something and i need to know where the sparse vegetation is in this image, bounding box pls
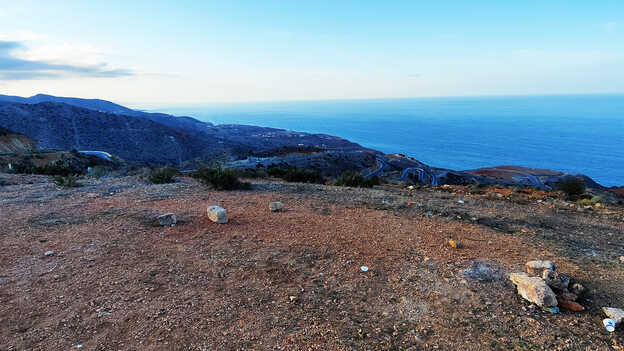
[53,174,80,187]
[267,166,325,184]
[148,167,178,184]
[558,176,586,199]
[335,171,380,188]
[194,168,251,190]
[577,195,603,207]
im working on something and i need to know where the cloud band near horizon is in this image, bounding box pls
[0,40,132,80]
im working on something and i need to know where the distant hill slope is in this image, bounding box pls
[0,93,213,134]
[0,101,371,166]
[0,126,37,153]
[0,102,230,165]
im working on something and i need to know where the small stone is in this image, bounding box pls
[557,299,584,311]
[569,282,585,296]
[207,206,228,224]
[542,269,569,292]
[269,201,284,212]
[602,307,624,325]
[44,250,55,257]
[509,272,558,307]
[525,260,555,276]
[157,213,177,227]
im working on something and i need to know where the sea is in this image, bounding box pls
[160,94,624,187]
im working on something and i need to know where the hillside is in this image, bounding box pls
[0,102,226,165]
[0,94,214,134]
[0,126,36,153]
[0,101,372,168]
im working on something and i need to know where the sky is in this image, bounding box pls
[0,0,623,106]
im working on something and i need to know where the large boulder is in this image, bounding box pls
[509,272,558,307]
[207,205,228,224]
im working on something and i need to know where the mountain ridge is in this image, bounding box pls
[0,93,214,135]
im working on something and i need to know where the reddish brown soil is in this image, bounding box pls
[1,175,623,350]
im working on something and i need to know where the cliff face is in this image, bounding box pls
[0,127,36,153]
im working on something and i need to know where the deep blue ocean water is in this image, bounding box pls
[161,95,624,186]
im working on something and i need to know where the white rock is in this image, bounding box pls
[602,307,624,325]
[525,260,555,276]
[207,206,228,223]
[157,213,177,227]
[509,272,558,307]
[269,201,284,212]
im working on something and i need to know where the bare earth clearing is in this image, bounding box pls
[1,175,623,350]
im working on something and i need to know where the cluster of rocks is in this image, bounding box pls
[509,260,585,313]
[155,201,285,227]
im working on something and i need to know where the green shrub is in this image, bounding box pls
[577,195,603,207]
[148,167,178,184]
[194,168,251,190]
[335,172,380,188]
[267,166,325,184]
[557,176,586,199]
[53,174,80,187]
[229,168,267,179]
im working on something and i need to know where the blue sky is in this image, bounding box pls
[0,1,623,106]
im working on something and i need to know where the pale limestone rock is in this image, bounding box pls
[207,206,228,224]
[509,272,558,307]
[269,201,284,212]
[525,260,555,276]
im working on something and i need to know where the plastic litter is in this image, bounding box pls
[603,318,616,332]
[361,266,369,272]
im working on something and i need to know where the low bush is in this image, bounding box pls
[267,166,325,184]
[194,168,251,190]
[557,176,586,199]
[148,167,178,184]
[53,174,80,187]
[335,172,380,188]
[229,168,267,179]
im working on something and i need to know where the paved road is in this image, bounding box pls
[476,167,545,189]
[364,157,388,178]
[79,151,112,161]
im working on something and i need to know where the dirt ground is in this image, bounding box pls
[1,174,623,350]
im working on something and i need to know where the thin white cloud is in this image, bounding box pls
[0,40,132,80]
